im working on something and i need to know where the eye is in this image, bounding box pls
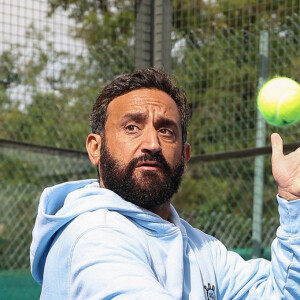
[125,124,139,133]
[159,128,174,137]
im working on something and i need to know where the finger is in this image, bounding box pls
[271,132,283,159]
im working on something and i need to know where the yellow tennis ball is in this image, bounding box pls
[257,77,300,126]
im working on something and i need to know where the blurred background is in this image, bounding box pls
[0,0,300,298]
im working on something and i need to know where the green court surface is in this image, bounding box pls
[232,247,271,261]
[0,270,41,300]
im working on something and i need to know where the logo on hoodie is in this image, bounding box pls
[204,283,216,300]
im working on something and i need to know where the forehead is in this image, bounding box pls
[107,89,180,121]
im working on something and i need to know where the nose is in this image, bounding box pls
[141,127,162,155]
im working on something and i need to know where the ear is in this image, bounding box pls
[86,133,102,166]
[183,143,191,173]
[183,143,191,164]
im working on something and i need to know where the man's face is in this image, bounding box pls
[88,89,190,210]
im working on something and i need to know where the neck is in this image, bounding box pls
[148,202,171,220]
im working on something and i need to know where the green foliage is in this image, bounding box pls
[170,0,300,241]
[0,1,135,214]
[0,51,20,89]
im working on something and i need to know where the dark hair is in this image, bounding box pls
[90,67,190,142]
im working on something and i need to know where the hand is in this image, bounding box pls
[271,133,300,201]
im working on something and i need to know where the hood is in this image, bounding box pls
[30,179,185,284]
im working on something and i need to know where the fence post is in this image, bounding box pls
[252,30,269,258]
[134,0,172,72]
[152,0,172,72]
[134,0,153,69]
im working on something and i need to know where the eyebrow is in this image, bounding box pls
[155,117,179,131]
[121,112,180,131]
[121,112,147,124]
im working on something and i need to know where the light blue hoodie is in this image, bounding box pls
[30,179,300,299]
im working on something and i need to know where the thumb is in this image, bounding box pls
[271,133,283,160]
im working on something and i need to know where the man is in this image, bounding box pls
[30,68,300,299]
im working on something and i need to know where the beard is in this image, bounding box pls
[99,137,185,211]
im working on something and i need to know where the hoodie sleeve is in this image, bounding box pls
[213,196,300,299]
[68,224,175,299]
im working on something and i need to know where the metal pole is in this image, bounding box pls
[252,30,269,258]
[152,0,172,72]
[134,0,172,72]
[134,0,153,70]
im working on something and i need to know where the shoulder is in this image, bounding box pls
[47,208,150,274]
[60,209,145,246]
[42,209,151,297]
[67,210,152,273]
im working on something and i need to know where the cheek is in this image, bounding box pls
[163,144,183,164]
[106,132,136,162]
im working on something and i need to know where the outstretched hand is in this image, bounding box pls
[271,133,300,201]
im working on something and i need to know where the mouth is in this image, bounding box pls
[135,160,163,171]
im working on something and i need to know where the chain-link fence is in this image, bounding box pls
[171,0,300,256]
[1,0,300,299]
